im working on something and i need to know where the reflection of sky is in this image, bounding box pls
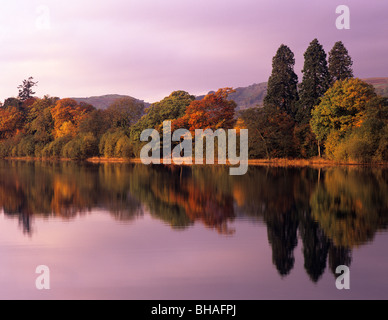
[0,211,387,299]
[0,0,387,103]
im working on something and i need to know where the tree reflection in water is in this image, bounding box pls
[0,160,387,282]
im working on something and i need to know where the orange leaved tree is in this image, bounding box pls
[51,99,94,138]
[172,88,237,132]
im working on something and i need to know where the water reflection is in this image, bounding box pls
[0,161,387,282]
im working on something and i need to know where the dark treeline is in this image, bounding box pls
[240,40,388,161]
[1,161,387,282]
[0,40,387,162]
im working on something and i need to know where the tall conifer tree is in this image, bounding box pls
[328,41,354,83]
[264,44,299,116]
[297,39,330,123]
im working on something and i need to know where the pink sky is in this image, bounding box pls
[0,0,387,103]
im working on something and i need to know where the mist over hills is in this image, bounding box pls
[72,78,388,111]
[364,77,388,97]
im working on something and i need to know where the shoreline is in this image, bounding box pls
[2,156,388,168]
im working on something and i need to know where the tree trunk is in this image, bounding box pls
[256,129,270,160]
[318,140,321,158]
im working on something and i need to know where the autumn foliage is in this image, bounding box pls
[0,39,388,163]
[51,99,94,138]
[310,78,388,161]
[0,106,25,139]
[172,88,237,132]
[0,87,240,160]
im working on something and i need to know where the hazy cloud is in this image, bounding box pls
[0,0,387,102]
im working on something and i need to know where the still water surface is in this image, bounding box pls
[0,160,387,299]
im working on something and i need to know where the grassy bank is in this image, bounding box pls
[246,158,388,167]
[88,157,388,167]
[3,156,388,168]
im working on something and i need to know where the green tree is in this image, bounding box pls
[18,77,38,101]
[26,96,57,144]
[328,41,353,83]
[130,91,195,141]
[331,96,388,162]
[17,134,36,157]
[3,98,22,109]
[62,139,82,160]
[239,107,296,159]
[115,135,133,158]
[99,129,132,158]
[106,97,144,130]
[310,78,376,158]
[264,44,299,116]
[62,133,98,160]
[78,109,110,138]
[297,39,330,123]
[41,136,71,158]
[293,123,319,158]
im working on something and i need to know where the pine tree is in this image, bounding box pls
[328,41,353,83]
[264,44,299,116]
[18,77,38,101]
[297,39,330,123]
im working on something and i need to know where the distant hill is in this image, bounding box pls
[227,82,268,110]
[72,94,150,110]
[364,78,388,97]
[196,82,268,111]
[197,77,388,111]
[71,78,387,112]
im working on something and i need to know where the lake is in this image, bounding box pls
[0,160,387,299]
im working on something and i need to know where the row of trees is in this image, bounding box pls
[0,40,387,162]
[0,83,237,160]
[239,40,388,161]
[0,91,145,160]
